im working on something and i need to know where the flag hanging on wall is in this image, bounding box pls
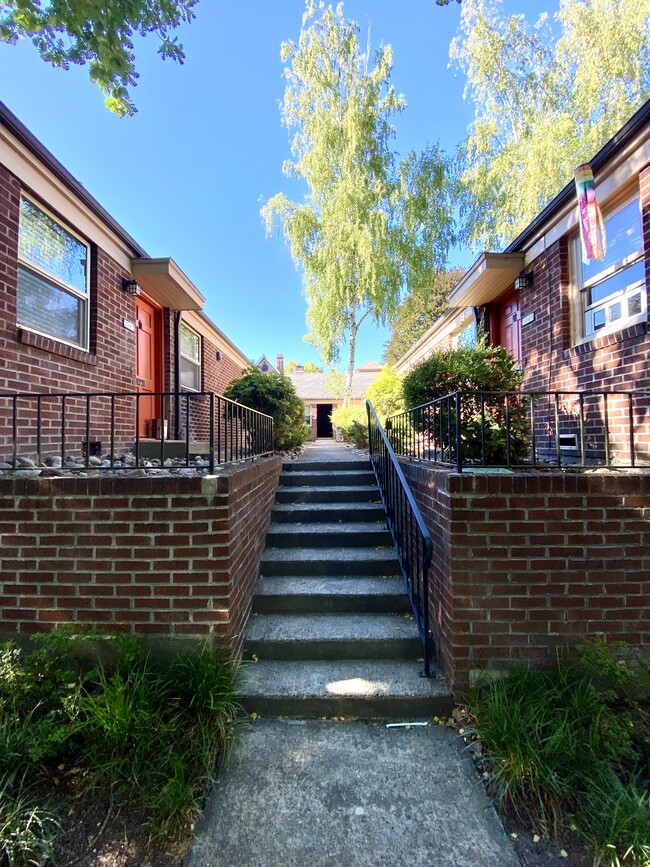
[575,163,606,263]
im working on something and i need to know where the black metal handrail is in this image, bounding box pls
[0,389,274,472]
[387,389,650,471]
[366,400,433,676]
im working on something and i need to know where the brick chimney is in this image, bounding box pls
[276,353,284,372]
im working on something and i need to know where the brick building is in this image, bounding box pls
[0,101,249,457]
[396,99,650,464]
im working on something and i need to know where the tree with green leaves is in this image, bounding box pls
[366,364,404,418]
[0,0,197,116]
[383,267,465,365]
[451,0,650,250]
[262,1,455,403]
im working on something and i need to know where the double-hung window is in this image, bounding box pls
[179,322,201,391]
[576,195,645,340]
[17,196,90,350]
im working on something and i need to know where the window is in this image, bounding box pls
[17,196,90,349]
[576,196,645,339]
[304,404,312,425]
[179,322,201,391]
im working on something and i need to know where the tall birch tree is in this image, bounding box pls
[262,1,455,402]
[451,0,650,251]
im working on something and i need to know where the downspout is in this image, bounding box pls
[174,311,181,440]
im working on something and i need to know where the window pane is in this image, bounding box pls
[180,324,200,361]
[180,357,200,390]
[589,259,645,305]
[628,293,642,316]
[609,302,621,322]
[17,265,86,347]
[19,199,88,294]
[582,199,641,285]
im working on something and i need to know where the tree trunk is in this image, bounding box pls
[345,319,357,406]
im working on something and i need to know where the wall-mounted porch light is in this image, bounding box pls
[122,278,141,296]
[514,272,533,291]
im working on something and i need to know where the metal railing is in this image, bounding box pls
[387,389,650,471]
[0,390,274,472]
[366,400,433,676]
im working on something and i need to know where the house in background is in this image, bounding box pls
[0,100,250,457]
[291,360,382,440]
[396,99,650,464]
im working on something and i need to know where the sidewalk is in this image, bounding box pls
[186,718,520,867]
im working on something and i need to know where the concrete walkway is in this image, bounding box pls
[187,719,520,867]
[187,440,519,867]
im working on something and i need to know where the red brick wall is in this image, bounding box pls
[401,461,650,691]
[0,165,137,457]
[0,456,281,653]
[513,164,650,464]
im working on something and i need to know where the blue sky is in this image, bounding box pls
[0,0,555,369]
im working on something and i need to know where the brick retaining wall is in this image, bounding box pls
[0,456,281,653]
[401,462,650,691]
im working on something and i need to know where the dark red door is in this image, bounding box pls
[499,290,521,364]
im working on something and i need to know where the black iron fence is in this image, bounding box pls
[0,390,274,472]
[366,400,433,676]
[387,390,650,471]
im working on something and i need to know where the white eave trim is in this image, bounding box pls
[448,252,525,308]
[131,258,204,311]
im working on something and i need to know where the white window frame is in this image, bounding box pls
[17,194,90,350]
[179,321,202,392]
[573,193,646,342]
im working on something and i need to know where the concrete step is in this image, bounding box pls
[265,522,391,549]
[279,470,376,487]
[244,613,421,661]
[276,485,381,504]
[271,502,386,524]
[259,546,400,577]
[282,460,371,472]
[252,576,411,614]
[237,659,452,720]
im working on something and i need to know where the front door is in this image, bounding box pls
[316,404,333,438]
[135,296,161,437]
[499,290,522,365]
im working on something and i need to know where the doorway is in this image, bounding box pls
[316,403,333,438]
[135,296,162,437]
[497,288,522,365]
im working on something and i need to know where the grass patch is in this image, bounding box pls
[467,640,650,866]
[0,631,240,865]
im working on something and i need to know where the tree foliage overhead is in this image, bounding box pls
[262,1,455,402]
[383,267,465,365]
[0,0,197,116]
[284,359,323,373]
[451,0,650,251]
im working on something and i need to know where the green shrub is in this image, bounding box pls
[469,641,650,864]
[331,403,368,448]
[402,341,529,464]
[366,365,405,419]
[224,368,309,451]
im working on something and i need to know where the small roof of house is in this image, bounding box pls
[290,365,382,401]
[255,354,279,373]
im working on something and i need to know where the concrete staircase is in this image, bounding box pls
[238,455,452,720]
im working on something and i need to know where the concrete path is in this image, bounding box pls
[292,438,369,463]
[187,719,520,867]
[187,439,519,867]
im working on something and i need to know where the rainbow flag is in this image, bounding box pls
[575,163,606,263]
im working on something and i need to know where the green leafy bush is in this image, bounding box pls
[366,365,405,419]
[331,403,368,448]
[224,368,309,451]
[401,341,529,464]
[469,641,650,865]
[0,633,241,856]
